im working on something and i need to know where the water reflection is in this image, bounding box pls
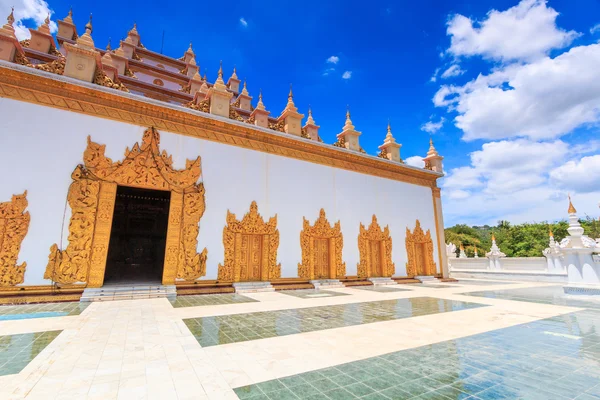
[184,297,484,347]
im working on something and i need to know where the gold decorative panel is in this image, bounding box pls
[0,192,30,286]
[298,209,345,280]
[218,201,281,282]
[405,220,437,277]
[357,215,394,278]
[44,127,208,287]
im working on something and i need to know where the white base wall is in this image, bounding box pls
[0,98,442,285]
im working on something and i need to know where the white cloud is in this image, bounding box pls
[440,64,465,79]
[591,23,600,34]
[435,44,600,141]
[326,56,339,64]
[550,155,600,193]
[446,0,579,62]
[430,68,440,83]
[2,0,57,40]
[437,138,600,225]
[443,139,568,194]
[342,71,352,79]
[239,17,248,27]
[322,67,335,76]
[405,156,425,168]
[421,117,445,133]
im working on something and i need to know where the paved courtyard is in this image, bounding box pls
[0,280,598,399]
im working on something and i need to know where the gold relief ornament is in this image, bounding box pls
[0,192,30,286]
[45,127,208,286]
[405,219,437,276]
[218,201,281,282]
[357,215,395,278]
[298,209,345,279]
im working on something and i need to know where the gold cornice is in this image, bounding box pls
[0,65,441,187]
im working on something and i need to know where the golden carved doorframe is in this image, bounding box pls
[298,209,345,280]
[357,215,395,278]
[405,219,436,277]
[218,201,281,282]
[0,192,30,286]
[44,127,208,287]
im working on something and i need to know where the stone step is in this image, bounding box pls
[81,285,176,302]
[414,276,440,283]
[368,277,398,286]
[233,282,275,293]
[310,279,344,289]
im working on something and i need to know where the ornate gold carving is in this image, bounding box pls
[0,192,30,286]
[357,215,394,278]
[300,127,311,140]
[218,201,281,282]
[232,97,241,108]
[0,66,441,188]
[377,148,388,159]
[333,136,345,148]
[186,98,209,113]
[268,119,285,132]
[132,52,142,61]
[94,69,129,92]
[124,67,137,78]
[229,106,244,122]
[298,209,345,279]
[44,127,208,286]
[34,57,66,75]
[405,219,437,277]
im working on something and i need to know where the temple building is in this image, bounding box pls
[0,8,446,296]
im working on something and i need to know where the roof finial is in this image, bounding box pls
[427,136,439,157]
[1,7,15,37]
[343,105,356,131]
[6,6,15,26]
[240,79,249,96]
[106,38,112,51]
[256,89,266,110]
[85,13,92,33]
[306,106,316,125]
[288,84,293,99]
[549,226,553,238]
[75,14,94,48]
[568,194,577,214]
[218,60,223,77]
[45,13,50,25]
[491,233,496,242]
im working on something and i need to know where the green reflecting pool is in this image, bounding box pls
[0,330,62,376]
[463,285,600,310]
[0,302,88,321]
[234,309,600,399]
[170,293,257,308]
[184,297,485,347]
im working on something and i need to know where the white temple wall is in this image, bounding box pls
[0,98,440,285]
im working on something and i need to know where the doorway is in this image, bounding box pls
[369,240,383,277]
[239,234,263,281]
[313,238,330,279]
[104,186,171,285]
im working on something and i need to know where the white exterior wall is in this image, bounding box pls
[0,98,441,285]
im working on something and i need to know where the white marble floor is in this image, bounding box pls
[0,280,582,399]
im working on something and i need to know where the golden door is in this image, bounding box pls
[239,234,263,281]
[314,238,330,279]
[369,240,383,277]
[415,243,426,275]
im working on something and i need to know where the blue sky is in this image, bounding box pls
[5,0,600,226]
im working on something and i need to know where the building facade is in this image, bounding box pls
[0,9,446,289]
